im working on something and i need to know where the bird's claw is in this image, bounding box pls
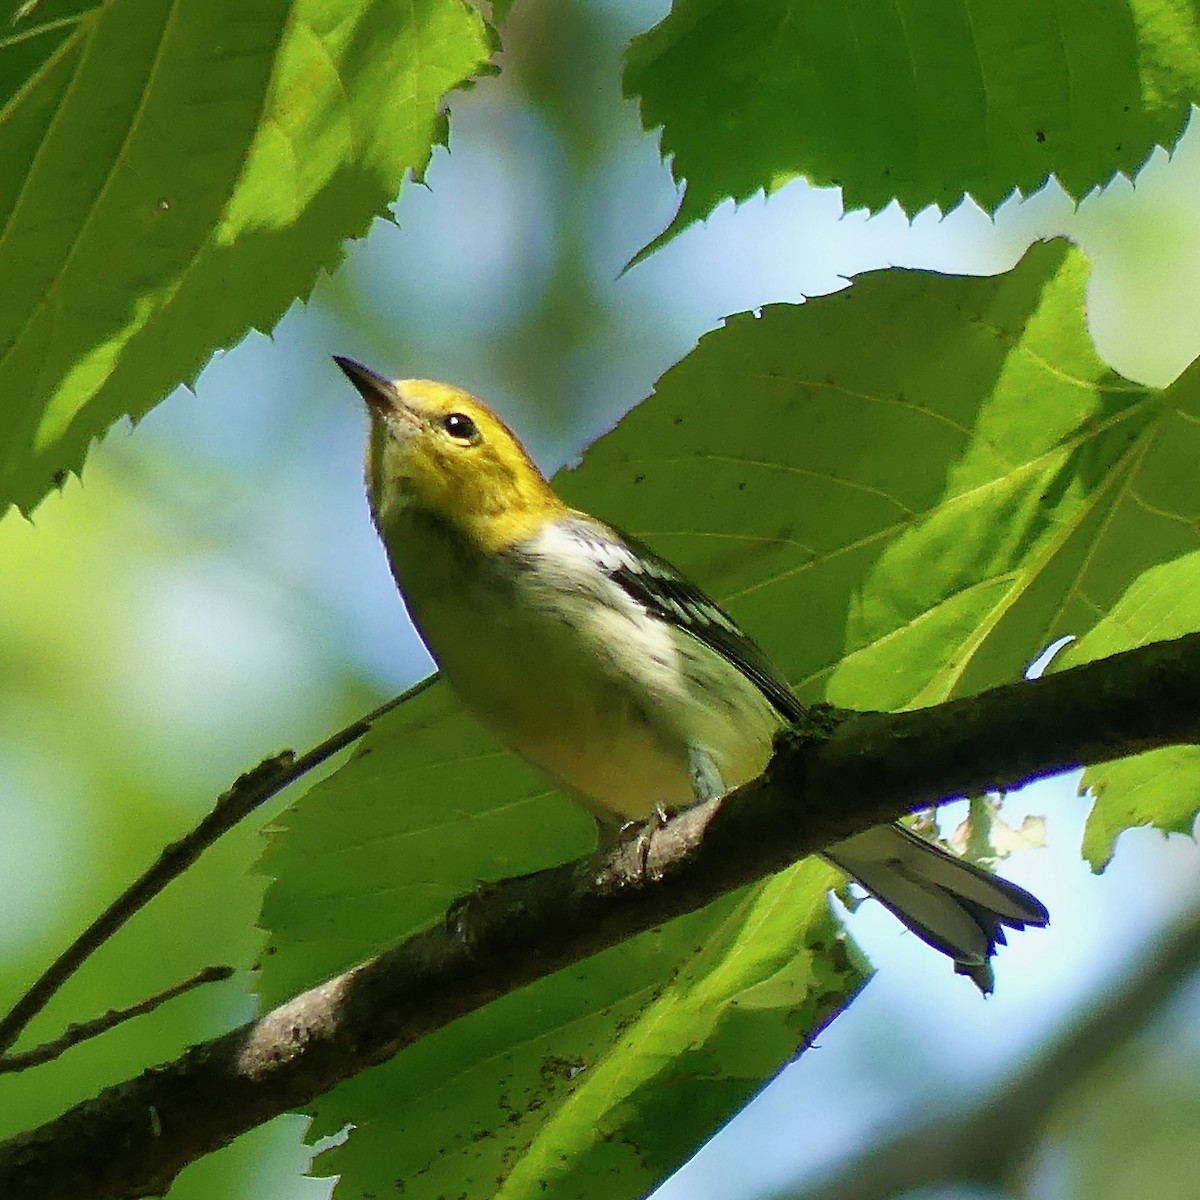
[617,803,673,882]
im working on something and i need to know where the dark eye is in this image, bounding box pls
[442,412,479,443]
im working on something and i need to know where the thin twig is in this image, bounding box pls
[0,678,435,1058]
[0,966,235,1074]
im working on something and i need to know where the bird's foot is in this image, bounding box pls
[617,803,674,883]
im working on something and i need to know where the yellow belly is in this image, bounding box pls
[403,561,779,824]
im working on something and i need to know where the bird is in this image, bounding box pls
[334,355,1049,991]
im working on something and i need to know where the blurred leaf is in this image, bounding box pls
[950,807,1048,861]
[1052,1064,1200,1200]
[0,467,285,1198]
[625,0,1200,255]
[490,0,516,25]
[259,683,863,1200]
[0,0,492,518]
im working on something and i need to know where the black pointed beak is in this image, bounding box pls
[333,356,396,415]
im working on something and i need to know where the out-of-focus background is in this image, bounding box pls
[4,1,1200,1196]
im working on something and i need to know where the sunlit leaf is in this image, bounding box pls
[262,238,1200,1198]
[1062,554,1200,868]
[625,0,1200,254]
[0,0,493,517]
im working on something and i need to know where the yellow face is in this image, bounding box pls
[335,359,563,551]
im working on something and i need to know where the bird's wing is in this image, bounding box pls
[562,515,805,723]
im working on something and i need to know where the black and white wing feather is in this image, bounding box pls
[560,516,804,723]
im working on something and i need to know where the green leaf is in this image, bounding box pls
[1075,745,1200,871]
[565,239,1149,710]
[625,0,1200,254]
[313,864,858,1200]
[0,0,493,517]
[1061,546,1200,868]
[259,684,864,1200]
[262,237,1200,1198]
[1017,341,1200,870]
[259,682,594,1008]
[581,237,1200,869]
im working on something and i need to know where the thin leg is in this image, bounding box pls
[687,744,726,801]
[633,746,726,879]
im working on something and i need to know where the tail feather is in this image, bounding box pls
[824,822,1049,993]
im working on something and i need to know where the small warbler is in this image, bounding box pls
[335,356,1048,991]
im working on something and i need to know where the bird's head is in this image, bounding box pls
[334,357,564,552]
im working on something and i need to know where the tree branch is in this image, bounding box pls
[3,632,1200,1200]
